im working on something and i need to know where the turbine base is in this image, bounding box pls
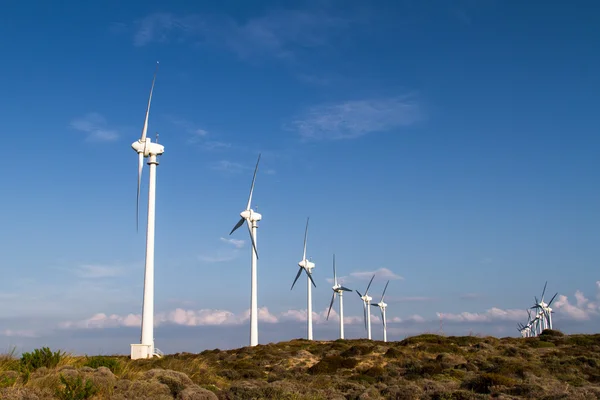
[130,344,153,360]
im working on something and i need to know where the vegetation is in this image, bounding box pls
[1,330,600,399]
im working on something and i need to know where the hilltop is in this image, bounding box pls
[1,330,600,399]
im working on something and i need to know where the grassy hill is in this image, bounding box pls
[1,330,600,399]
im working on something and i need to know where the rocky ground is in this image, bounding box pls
[1,330,600,399]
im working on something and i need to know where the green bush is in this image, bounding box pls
[55,374,97,400]
[463,372,516,394]
[83,356,122,374]
[20,347,64,371]
[308,356,358,374]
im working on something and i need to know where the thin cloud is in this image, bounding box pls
[288,96,421,141]
[72,264,123,279]
[210,160,250,174]
[460,293,482,300]
[131,10,353,61]
[220,237,245,249]
[350,268,403,281]
[1,329,38,338]
[70,113,119,142]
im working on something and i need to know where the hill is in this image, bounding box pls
[1,330,600,399]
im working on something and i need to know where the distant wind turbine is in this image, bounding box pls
[326,254,352,339]
[371,280,390,342]
[356,274,375,340]
[130,62,165,360]
[229,154,262,347]
[291,217,316,340]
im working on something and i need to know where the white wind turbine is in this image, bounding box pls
[356,274,375,340]
[371,280,390,342]
[229,154,261,347]
[326,254,353,339]
[291,217,317,340]
[130,62,165,360]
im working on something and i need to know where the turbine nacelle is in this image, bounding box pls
[299,259,315,272]
[240,209,262,222]
[361,294,372,303]
[132,139,164,157]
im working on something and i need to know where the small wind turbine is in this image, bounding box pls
[229,154,262,347]
[356,274,375,340]
[291,217,316,340]
[130,62,165,360]
[371,280,390,342]
[326,254,352,339]
[531,281,558,333]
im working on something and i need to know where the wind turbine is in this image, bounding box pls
[371,280,390,342]
[531,281,558,333]
[130,62,165,360]
[291,217,316,340]
[326,254,352,339]
[356,274,375,340]
[229,154,261,347]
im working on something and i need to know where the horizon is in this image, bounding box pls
[1,0,599,355]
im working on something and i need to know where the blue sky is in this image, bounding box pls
[1,0,600,354]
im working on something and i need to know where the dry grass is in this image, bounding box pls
[1,330,600,399]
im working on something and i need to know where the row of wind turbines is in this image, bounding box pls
[517,281,558,338]
[129,64,394,359]
[230,144,394,346]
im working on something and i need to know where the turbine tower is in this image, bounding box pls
[326,254,352,339]
[291,217,316,340]
[371,280,390,342]
[130,62,165,360]
[229,154,261,347]
[356,274,375,340]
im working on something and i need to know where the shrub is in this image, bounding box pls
[55,374,97,400]
[20,347,64,371]
[308,356,358,374]
[462,373,516,394]
[83,356,122,374]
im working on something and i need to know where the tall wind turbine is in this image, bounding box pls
[229,154,261,347]
[356,274,375,340]
[326,254,352,339]
[291,217,316,340]
[130,62,165,360]
[372,280,390,342]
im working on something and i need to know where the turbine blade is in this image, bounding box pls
[302,217,309,260]
[333,254,337,286]
[547,292,558,307]
[230,217,245,235]
[326,292,336,320]
[246,153,261,211]
[306,269,317,288]
[246,220,258,259]
[291,267,303,290]
[136,152,143,232]
[340,286,353,292]
[356,290,363,298]
[365,274,375,295]
[381,280,390,301]
[541,281,547,300]
[140,62,159,141]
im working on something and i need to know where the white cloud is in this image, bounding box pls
[72,264,123,279]
[60,307,279,329]
[1,329,38,338]
[289,96,421,141]
[350,268,403,281]
[553,289,600,321]
[437,308,527,323]
[220,237,245,249]
[70,112,119,142]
